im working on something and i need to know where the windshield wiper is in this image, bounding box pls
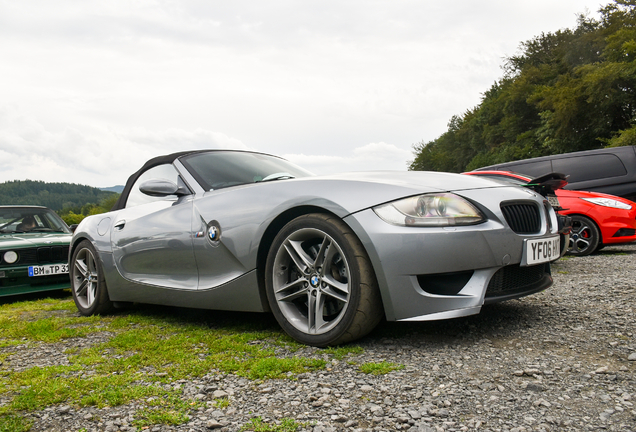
[257,172,296,183]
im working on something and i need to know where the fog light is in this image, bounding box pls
[4,251,18,264]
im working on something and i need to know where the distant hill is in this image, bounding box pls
[100,185,125,193]
[0,180,117,211]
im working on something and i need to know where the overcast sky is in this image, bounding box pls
[0,0,600,188]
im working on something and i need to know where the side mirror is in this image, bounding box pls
[139,179,181,197]
[70,224,78,233]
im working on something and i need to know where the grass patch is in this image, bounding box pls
[241,416,307,432]
[214,397,230,408]
[0,415,31,432]
[359,361,404,375]
[0,296,346,429]
[322,345,363,360]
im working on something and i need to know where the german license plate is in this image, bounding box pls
[28,264,69,277]
[521,236,560,266]
[547,196,560,208]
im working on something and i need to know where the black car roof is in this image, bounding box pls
[112,149,281,211]
[112,150,202,211]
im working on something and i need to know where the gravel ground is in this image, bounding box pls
[5,244,636,432]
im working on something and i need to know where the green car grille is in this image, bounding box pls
[0,246,70,267]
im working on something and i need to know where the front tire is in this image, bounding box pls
[70,240,113,315]
[265,214,383,346]
[568,215,600,256]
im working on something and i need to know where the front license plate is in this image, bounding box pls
[522,236,560,266]
[547,196,560,208]
[28,264,69,277]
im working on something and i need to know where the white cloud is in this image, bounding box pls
[0,1,598,187]
[0,106,248,187]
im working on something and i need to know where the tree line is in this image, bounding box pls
[409,0,636,173]
[0,180,119,224]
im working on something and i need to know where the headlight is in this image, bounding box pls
[373,193,484,227]
[580,197,632,210]
[3,251,18,264]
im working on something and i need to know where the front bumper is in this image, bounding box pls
[0,266,70,297]
[345,188,561,322]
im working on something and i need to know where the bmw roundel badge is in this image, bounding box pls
[208,225,219,241]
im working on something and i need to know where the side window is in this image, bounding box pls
[126,164,180,208]
[503,161,552,178]
[552,154,627,182]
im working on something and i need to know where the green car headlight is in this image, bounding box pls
[3,251,18,264]
[374,193,484,227]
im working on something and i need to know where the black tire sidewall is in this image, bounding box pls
[265,214,364,346]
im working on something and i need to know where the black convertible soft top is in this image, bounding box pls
[111,150,201,211]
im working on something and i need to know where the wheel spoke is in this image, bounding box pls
[275,279,309,302]
[314,235,330,273]
[306,291,315,333]
[284,239,314,273]
[76,279,88,297]
[322,271,349,293]
[574,238,590,251]
[321,284,349,303]
[87,281,95,305]
[74,259,88,278]
[87,253,96,274]
[308,291,328,334]
[274,277,305,294]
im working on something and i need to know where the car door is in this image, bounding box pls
[111,164,198,290]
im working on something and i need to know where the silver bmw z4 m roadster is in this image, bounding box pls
[70,150,568,346]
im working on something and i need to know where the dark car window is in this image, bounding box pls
[126,164,180,208]
[552,154,627,182]
[180,151,314,191]
[501,161,552,178]
[0,208,70,234]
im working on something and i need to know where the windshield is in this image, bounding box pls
[180,151,314,191]
[0,207,71,234]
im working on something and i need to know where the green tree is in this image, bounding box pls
[410,0,636,172]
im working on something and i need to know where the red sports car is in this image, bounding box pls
[463,171,636,256]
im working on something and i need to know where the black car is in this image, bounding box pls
[476,146,636,201]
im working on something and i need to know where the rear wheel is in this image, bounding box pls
[265,214,383,346]
[70,240,113,315]
[568,215,600,256]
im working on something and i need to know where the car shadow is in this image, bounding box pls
[360,299,546,348]
[114,298,546,350]
[0,289,72,306]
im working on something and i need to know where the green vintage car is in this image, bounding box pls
[0,206,72,296]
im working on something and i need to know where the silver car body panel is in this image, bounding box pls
[72,159,560,320]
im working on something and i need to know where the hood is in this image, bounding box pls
[0,232,72,249]
[245,170,518,216]
[310,171,506,192]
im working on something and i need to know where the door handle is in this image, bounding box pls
[114,220,126,231]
